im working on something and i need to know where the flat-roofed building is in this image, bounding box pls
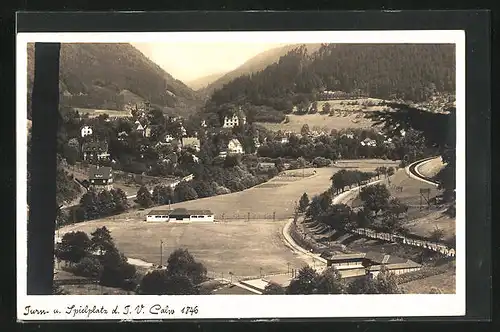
[321,252,366,267]
[146,208,214,222]
[146,209,173,222]
[169,208,214,222]
[367,260,422,277]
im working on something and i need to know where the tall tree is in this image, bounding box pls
[135,185,153,208]
[359,184,391,215]
[287,266,319,295]
[298,193,310,213]
[55,231,91,263]
[166,249,207,285]
[315,267,345,294]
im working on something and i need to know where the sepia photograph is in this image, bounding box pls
[18,28,467,320]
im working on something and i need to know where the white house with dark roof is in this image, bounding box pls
[88,165,113,191]
[227,138,244,155]
[80,125,93,138]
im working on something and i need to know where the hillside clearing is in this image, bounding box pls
[400,270,456,294]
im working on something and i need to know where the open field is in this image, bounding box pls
[344,167,455,241]
[400,270,456,294]
[59,220,309,278]
[58,160,402,278]
[256,114,374,132]
[255,98,388,133]
[416,157,446,178]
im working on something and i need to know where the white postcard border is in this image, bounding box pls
[16,30,466,320]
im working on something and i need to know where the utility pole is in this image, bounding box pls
[160,240,163,267]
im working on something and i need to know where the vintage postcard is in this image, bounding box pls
[18,29,465,320]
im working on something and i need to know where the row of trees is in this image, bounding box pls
[138,249,207,295]
[55,227,137,289]
[330,169,379,194]
[75,188,129,222]
[257,127,433,163]
[263,265,401,295]
[302,181,409,235]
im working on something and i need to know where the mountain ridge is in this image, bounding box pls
[27,43,202,118]
[200,43,322,98]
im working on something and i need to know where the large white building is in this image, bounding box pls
[222,107,247,128]
[227,138,244,154]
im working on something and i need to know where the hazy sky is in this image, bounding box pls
[131,42,286,83]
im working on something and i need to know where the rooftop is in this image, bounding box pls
[212,284,258,295]
[88,166,113,180]
[169,208,213,216]
[368,260,422,271]
[322,253,367,261]
[147,209,173,216]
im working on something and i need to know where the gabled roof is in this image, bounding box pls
[364,251,386,264]
[88,166,113,180]
[228,138,242,145]
[322,253,366,261]
[368,260,421,271]
[82,141,108,151]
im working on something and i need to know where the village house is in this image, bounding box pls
[181,137,201,152]
[253,136,261,150]
[257,162,276,171]
[134,120,145,134]
[82,140,110,161]
[360,137,377,147]
[87,165,113,191]
[222,107,247,128]
[117,131,128,141]
[80,125,93,138]
[341,133,355,139]
[227,138,244,155]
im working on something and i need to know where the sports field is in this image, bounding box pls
[59,160,395,278]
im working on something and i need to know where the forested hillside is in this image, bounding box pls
[27,43,202,118]
[201,44,322,98]
[207,44,455,113]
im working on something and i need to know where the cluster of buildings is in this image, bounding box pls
[222,107,246,128]
[320,251,422,278]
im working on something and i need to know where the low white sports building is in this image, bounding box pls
[146,208,214,222]
[146,209,172,222]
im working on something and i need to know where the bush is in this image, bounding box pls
[312,157,332,167]
[73,256,102,278]
[55,231,91,263]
